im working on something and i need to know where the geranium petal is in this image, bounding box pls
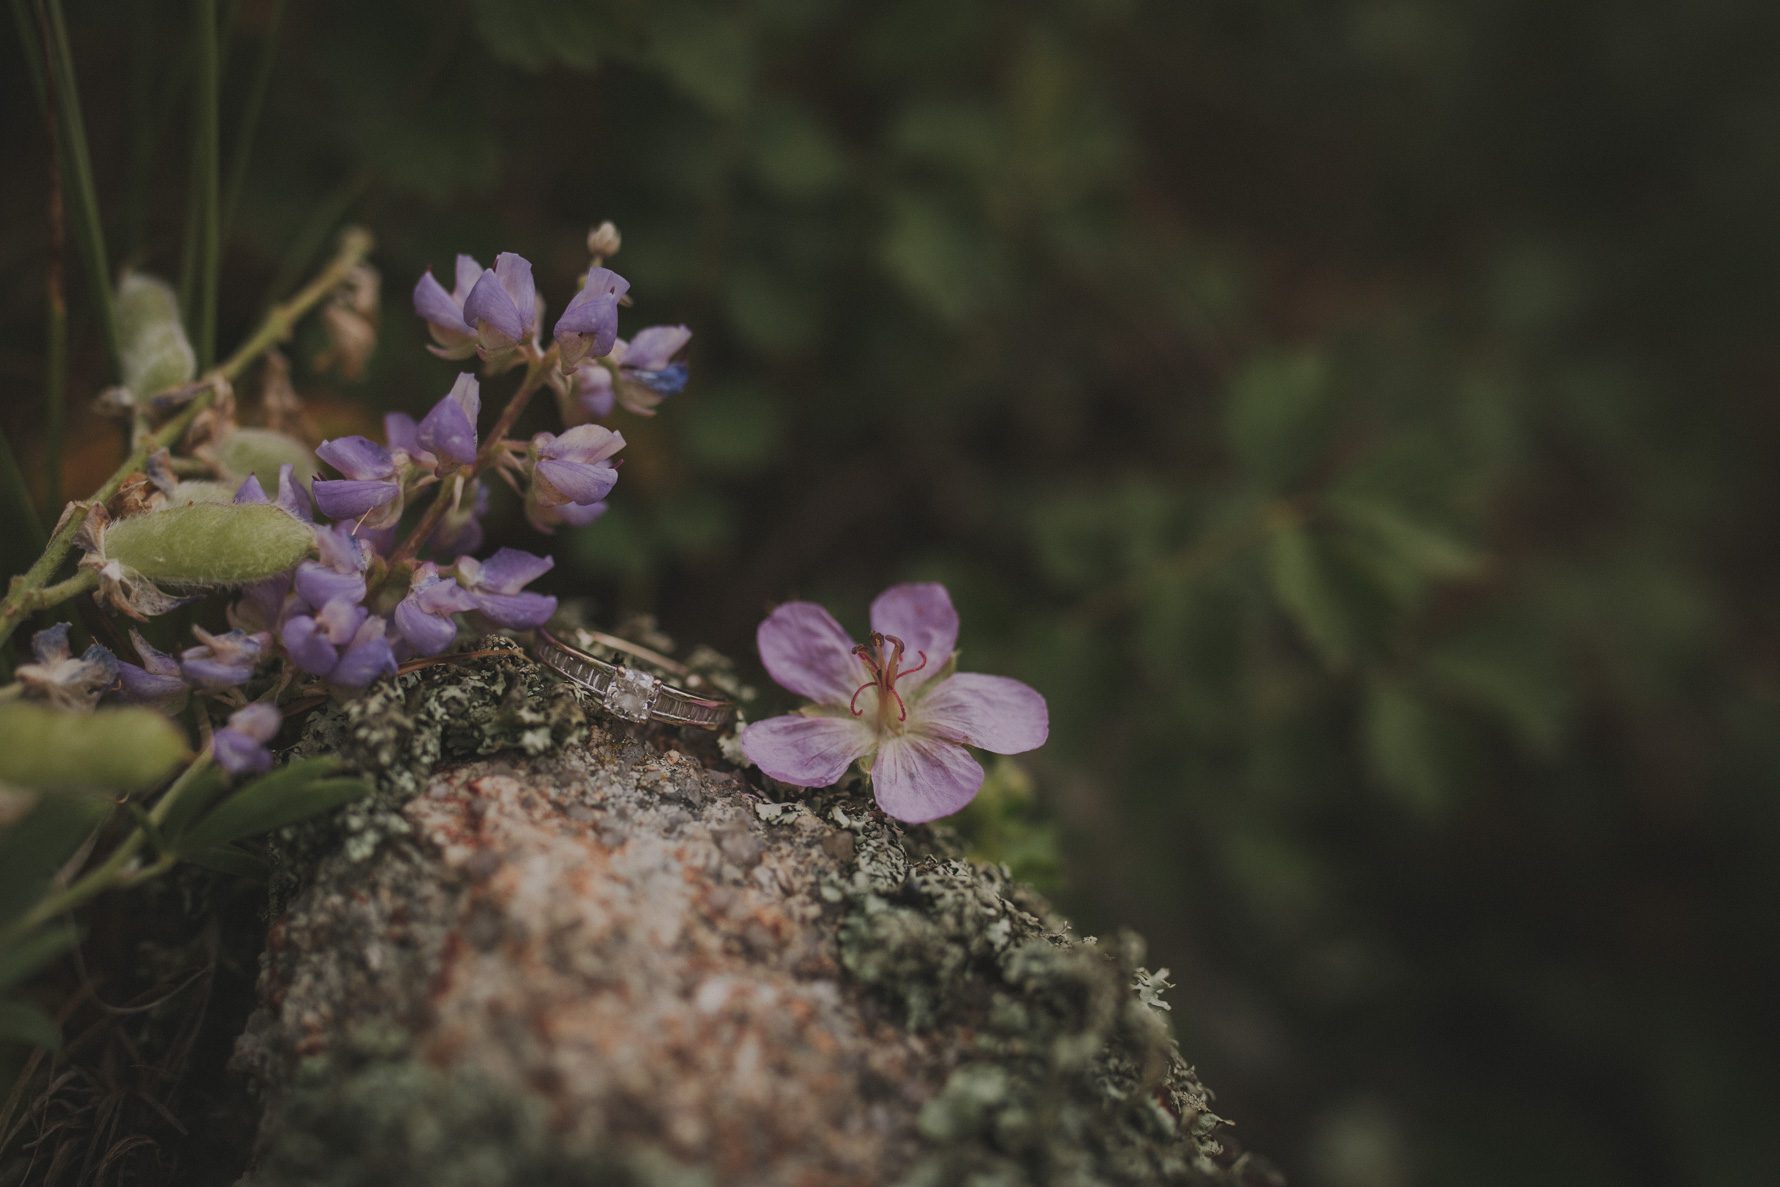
[757,601,864,704]
[868,583,958,691]
[914,673,1049,755]
[870,732,983,823]
[741,714,874,787]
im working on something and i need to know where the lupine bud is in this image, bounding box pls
[116,272,197,398]
[586,221,622,259]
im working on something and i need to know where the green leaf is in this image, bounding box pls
[213,428,320,490]
[1362,676,1457,818]
[1223,350,1333,492]
[1425,613,1571,754]
[179,845,270,881]
[0,924,80,993]
[102,502,314,588]
[116,272,197,398]
[0,795,106,924]
[0,703,188,795]
[0,1000,60,1051]
[1266,520,1355,668]
[468,0,608,71]
[176,758,369,852]
[153,762,232,843]
[1330,494,1485,580]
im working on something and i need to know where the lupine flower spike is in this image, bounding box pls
[742,583,1048,823]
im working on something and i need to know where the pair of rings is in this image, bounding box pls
[532,626,734,730]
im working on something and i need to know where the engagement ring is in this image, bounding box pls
[533,626,734,730]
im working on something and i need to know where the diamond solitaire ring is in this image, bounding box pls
[532,626,735,730]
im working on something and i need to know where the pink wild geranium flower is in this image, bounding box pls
[741,583,1048,823]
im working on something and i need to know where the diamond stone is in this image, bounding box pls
[604,666,660,723]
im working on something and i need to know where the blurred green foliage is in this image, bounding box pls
[2,0,1776,1183]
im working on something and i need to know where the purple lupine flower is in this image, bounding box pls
[526,496,610,534]
[213,702,282,776]
[293,524,370,608]
[281,598,397,689]
[461,252,537,356]
[115,629,190,713]
[384,410,435,472]
[412,254,482,360]
[428,481,490,557]
[569,362,617,419]
[740,583,1048,824]
[16,623,119,710]
[233,463,316,523]
[553,266,630,370]
[313,435,403,529]
[416,373,481,468]
[180,627,269,691]
[570,325,691,419]
[452,548,557,629]
[392,562,475,658]
[523,425,624,533]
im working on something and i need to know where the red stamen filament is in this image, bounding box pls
[846,634,924,723]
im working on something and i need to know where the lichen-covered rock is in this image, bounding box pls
[234,641,1279,1187]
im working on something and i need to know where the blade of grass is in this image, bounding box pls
[192,0,221,368]
[220,0,286,242]
[11,1,65,510]
[39,0,121,376]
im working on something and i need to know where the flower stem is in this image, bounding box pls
[0,228,375,653]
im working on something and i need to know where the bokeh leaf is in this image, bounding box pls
[0,924,80,993]
[1224,351,1334,492]
[103,503,314,588]
[0,703,188,795]
[1267,519,1355,667]
[0,1000,60,1051]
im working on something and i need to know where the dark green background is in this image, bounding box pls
[3,2,1776,1183]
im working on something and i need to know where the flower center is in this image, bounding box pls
[849,632,927,731]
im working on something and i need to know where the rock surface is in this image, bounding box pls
[232,640,1278,1186]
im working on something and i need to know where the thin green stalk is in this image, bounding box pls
[0,228,374,652]
[192,0,221,368]
[39,0,121,375]
[220,0,285,241]
[0,754,213,943]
